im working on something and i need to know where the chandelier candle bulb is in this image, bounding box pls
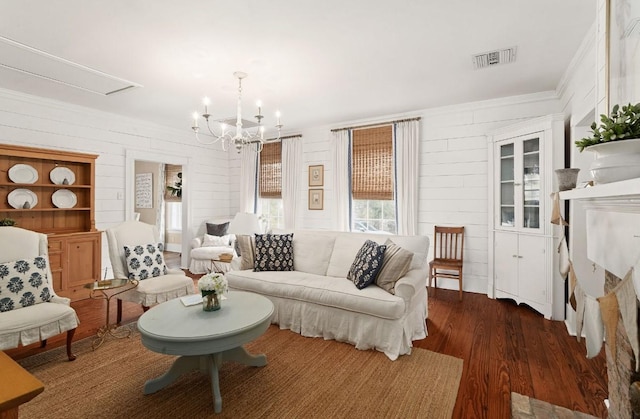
[192,112,198,129]
[202,97,210,115]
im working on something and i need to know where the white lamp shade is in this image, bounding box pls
[227,212,262,235]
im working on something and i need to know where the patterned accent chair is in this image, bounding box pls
[106,221,195,323]
[0,227,78,361]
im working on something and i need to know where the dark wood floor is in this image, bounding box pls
[7,252,607,418]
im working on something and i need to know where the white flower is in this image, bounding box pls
[197,272,228,295]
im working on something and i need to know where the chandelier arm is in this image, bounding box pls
[194,130,220,145]
[192,71,281,152]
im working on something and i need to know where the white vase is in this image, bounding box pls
[586,138,640,184]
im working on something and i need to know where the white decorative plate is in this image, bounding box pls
[8,164,38,184]
[52,189,77,209]
[8,189,38,209]
[49,167,76,185]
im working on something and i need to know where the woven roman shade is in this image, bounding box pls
[351,125,394,200]
[259,141,282,198]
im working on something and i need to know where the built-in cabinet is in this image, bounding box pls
[0,144,100,301]
[488,114,564,319]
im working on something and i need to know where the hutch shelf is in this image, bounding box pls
[0,144,101,301]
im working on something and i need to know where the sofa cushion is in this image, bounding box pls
[227,270,406,320]
[0,256,52,312]
[206,222,229,236]
[124,242,168,280]
[347,240,386,289]
[254,234,294,272]
[326,233,429,276]
[291,231,335,276]
[325,234,372,278]
[376,239,413,294]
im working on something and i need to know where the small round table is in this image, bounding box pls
[85,279,138,349]
[137,291,274,413]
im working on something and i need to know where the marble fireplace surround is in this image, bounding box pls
[561,177,640,419]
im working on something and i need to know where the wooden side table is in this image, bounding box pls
[0,351,44,419]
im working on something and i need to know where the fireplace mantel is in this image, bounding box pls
[559,178,640,212]
[560,177,640,281]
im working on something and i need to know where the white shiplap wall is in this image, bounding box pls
[0,88,232,273]
[229,92,562,295]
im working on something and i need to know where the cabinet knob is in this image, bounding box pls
[518,255,523,259]
[512,255,518,258]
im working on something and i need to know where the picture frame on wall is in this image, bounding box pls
[308,165,324,187]
[607,0,640,111]
[308,189,324,210]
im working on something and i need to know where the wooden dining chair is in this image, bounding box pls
[428,226,465,301]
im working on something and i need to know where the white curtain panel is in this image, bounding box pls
[395,120,420,235]
[282,137,302,229]
[239,143,259,213]
[332,129,351,231]
[157,163,166,243]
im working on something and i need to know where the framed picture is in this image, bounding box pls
[308,165,324,187]
[607,0,640,111]
[308,189,324,210]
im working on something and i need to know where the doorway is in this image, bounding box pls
[125,149,191,268]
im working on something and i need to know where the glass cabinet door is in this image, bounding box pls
[496,134,543,232]
[499,143,515,227]
[522,138,540,229]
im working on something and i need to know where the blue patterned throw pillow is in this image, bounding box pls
[124,242,168,280]
[0,256,52,312]
[347,240,387,290]
[254,234,294,272]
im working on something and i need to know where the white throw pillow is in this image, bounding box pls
[202,234,231,247]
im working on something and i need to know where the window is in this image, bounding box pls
[165,202,182,231]
[258,141,284,230]
[351,126,396,234]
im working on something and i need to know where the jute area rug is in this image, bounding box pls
[18,325,462,419]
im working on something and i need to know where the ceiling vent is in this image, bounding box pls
[0,35,142,96]
[472,47,517,70]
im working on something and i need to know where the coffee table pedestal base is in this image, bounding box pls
[143,346,267,413]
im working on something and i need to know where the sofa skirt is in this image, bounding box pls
[231,285,428,361]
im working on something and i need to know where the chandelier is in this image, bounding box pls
[191,71,282,152]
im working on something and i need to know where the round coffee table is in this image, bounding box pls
[137,291,274,413]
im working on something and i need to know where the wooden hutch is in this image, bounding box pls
[0,144,100,301]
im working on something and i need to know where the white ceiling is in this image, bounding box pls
[0,1,595,136]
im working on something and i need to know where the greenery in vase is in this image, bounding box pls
[166,172,182,198]
[0,218,16,226]
[575,103,640,152]
[198,272,228,295]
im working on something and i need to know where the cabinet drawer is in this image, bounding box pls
[47,238,63,252]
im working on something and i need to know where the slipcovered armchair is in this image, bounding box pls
[189,218,236,274]
[106,221,195,323]
[0,227,78,361]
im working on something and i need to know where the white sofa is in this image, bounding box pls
[226,230,429,360]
